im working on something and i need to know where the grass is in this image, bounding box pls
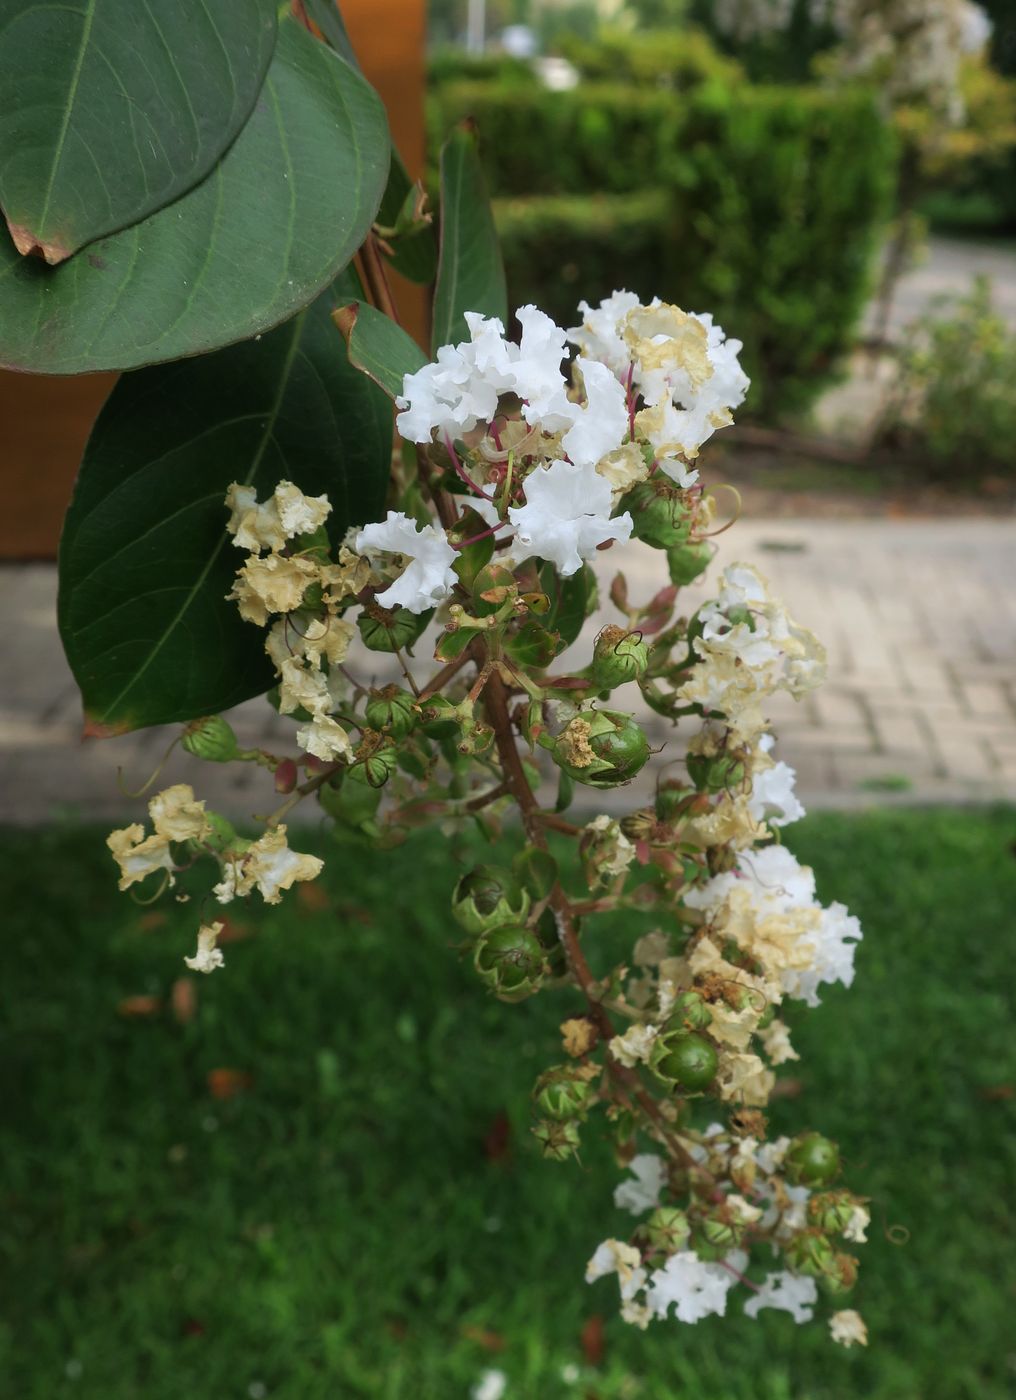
[2,808,1015,1399]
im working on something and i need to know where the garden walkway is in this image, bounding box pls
[4,515,1015,825]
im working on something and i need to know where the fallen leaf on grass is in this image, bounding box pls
[580,1313,605,1366]
[978,1084,1014,1101]
[297,882,332,912]
[171,978,197,1024]
[461,1324,506,1352]
[206,1068,253,1100]
[483,1111,511,1162]
[117,995,162,1019]
[769,1077,803,1100]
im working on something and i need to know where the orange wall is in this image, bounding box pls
[0,0,427,560]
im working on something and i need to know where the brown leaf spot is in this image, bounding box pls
[5,219,72,264]
[81,712,132,740]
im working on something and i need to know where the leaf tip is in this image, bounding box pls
[5,218,72,265]
[332,301,360,345]
[82,713,132,741]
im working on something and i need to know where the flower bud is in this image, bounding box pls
[785,1228,836,1278]
[533,1064,596,1121]
[358,605,429,652]
[785,1133,841,1187]
[452,865,531,937]
[666,540,714,586]
[645,1206,690,1253]
[697,1212,742,1251]
[473,925,545,1001]
[808,1192,856,1235]
[621,479,693,550]
[671,991,712,1031]
[532,1118,581,1162]
[589,625,649,689]
[181,715,240,763]
[552,709,650,789]
[274,758,299,794]
[649,1031,719,1091]
[686,752,746,794]
[365,685,417,740]
[654,781,692,822]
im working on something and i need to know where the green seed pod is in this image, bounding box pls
[819,1252,859,1297]
[358,605,430,653]
[654,781,692,822]
[785,1229,837,1278]
[698,1213,742,1250]
[532,1118,581,1162]
[589,625,649,688]
[473,925,545,1001]
[671,991,712,1031]
[349,740,399,789]
[452,865,531,937]
[181,715,240,763]
[649,1031,719,1091]
[533,1065,596,1121]
[199,811,238,854]
[621,478,693,550]
[365,685,418,740]
[808,1192,856,1235]
[318,772,382,829]
[645,1206,690,1253]
[667,540,714,586]
[686,751,746,794]
[552,709,650,789]
[785,1133,841,1187]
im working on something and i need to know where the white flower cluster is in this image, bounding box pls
[679,562,827,744]
[685,843,863,1007]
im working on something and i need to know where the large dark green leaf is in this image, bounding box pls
[302,0,358,69]
[58,273,392,736]
[431,121,506,354]
[335,299,427,399]
[0,0,277,264]
[0,17,389,374]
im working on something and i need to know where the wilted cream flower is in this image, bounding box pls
[148,784,213,843]
[296,715,353,761]
[829,1309,868,1348]
[228,553,320,626]
[214,825,323,905]
[184,921,225,974]
[107,784,211,890]
[760,1017,800,1066]
[609,1023,659,1068]
[225,480,330,553]
[717,1052,774,1107]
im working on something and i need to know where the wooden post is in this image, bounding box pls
[0,0,428,561]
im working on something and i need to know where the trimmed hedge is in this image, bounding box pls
[430,81,897,418]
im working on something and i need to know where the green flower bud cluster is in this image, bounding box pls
[532,1063,598,1121]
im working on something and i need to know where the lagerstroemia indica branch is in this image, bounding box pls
[106,292,869,1350]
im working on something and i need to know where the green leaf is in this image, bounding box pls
[505,621,559,670]
[0,0,277,264]
[57,272,392,736]
[335,299,427,399]
[301,0,358,69]
[431,120,506,354]
[433,627,480,663]
[540,563,594,649]
[0,17,390,373]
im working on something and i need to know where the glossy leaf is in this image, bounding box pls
[540,562,594,650]
[431,121,506,354]
[505,621,559,670]
[335,299,427,399]
[0,17,390,373]
[0,0,277,263]
[58,273,392,736]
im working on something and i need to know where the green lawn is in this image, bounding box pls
[2,809,1014,1399]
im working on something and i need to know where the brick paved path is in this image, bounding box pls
[3,517,1015,825]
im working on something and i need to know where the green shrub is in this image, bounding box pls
[880,277,1016,479]
[554,24,743,90]
[430,80,896,417]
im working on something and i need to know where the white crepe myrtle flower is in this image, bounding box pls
[395,312,512,442]
[567,288,640,377]
[657,457,700,489]
[508,459,633,576]
[645,1249,746,1323]
[748,735,806,828]
[743,1271,817,1323]
[614,1154,667,1215]
[184,921,225,974]
[559,357,628,468]
[355,512,457,614]
[829,1309,868,1348]
[586,1238,647,1303]
[470,1369,507,1400]
[844,1204,871,1244]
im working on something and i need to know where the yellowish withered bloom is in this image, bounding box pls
[213,825,323,906]
[227,553,321,626]
[184,921,225,974]
[225,480,331,554]
[107,784,211,891]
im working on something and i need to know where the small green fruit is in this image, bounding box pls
[785,1133,841,1187]
[474,926,545,1001]
[650,1032,718,1091]
[452,865,531,937]
[181,715,240,763]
